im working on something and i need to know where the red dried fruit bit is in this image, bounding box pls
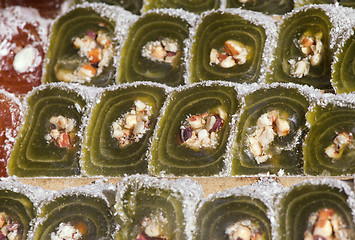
[210,115,224,133]
[166,52,176,57]
[87,30,97,39]
[180,127,193,143]
[57,133,71,148]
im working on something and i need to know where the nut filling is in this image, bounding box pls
[55,28,114,83]
[247,111,290,164]
[51,222,86,240]
[141,38,179,64]
[226,220,262,240]
[44,116,76,148]
[325,131,353,160]
[111,100,152,147]
[289,31,323,78]
[136,214,169,240]
[179,109,226,150]
[304,209,350,240]
[210,40,249,68]
[0,212,20,240]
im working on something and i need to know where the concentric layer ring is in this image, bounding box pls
[267,8,332,90]
[118,12,191,87]
[43,7,116,87]
[304,103,355,175]
[150,84,239,176]
[195,195,271,240]
[8,85,87,176]
[190,12,266,83]
[277,182,355,239]
[226,0,294,15]
[142,0,219,13]
[232,86,309,175]
[332,29,355,93]
[32,193,115,239]
[82,84,167,176]
[0,189,35,239]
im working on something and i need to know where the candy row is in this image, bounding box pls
[0,176,354,240]
[3,3,355,96]
[3,81,355,177]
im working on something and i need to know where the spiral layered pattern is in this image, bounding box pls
[332,30,355,93]
[278,183,355,239]
[0,189,35,239]
[304,103,355,175]
[150,84,238,176]
[142,0,219,13]
[32,193,115,240]
[190,12,266,84]
[267,8,332,90]
[195,195,271,240]
[82,84,166,176]
[118,12,190,87]
[116,178,188,240]
[232,86,309,175]
[226,0,294,15]
[8,85,87,176]
[43,7,116,87]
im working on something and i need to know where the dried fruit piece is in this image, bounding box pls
[209,40,249,69]
[178,111,225,150]
[247,110,290,164]
[111,100,152,148]
[45,116,76,148]
[142,38,179,64]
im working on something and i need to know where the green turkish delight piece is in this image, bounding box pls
[232,85,309,175]
[8,84,88,176]
[81,83,167,176]
[267,7,333,90]
[43,6,117,87]
[189,10,273,84]
[118,10,193,87]
[277,179,355,240]
[304,100,355,175]
[32,188,116,240]
[150,82,239,176]
[115,175,203,240]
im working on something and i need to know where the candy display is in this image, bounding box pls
[2,1,355,239]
